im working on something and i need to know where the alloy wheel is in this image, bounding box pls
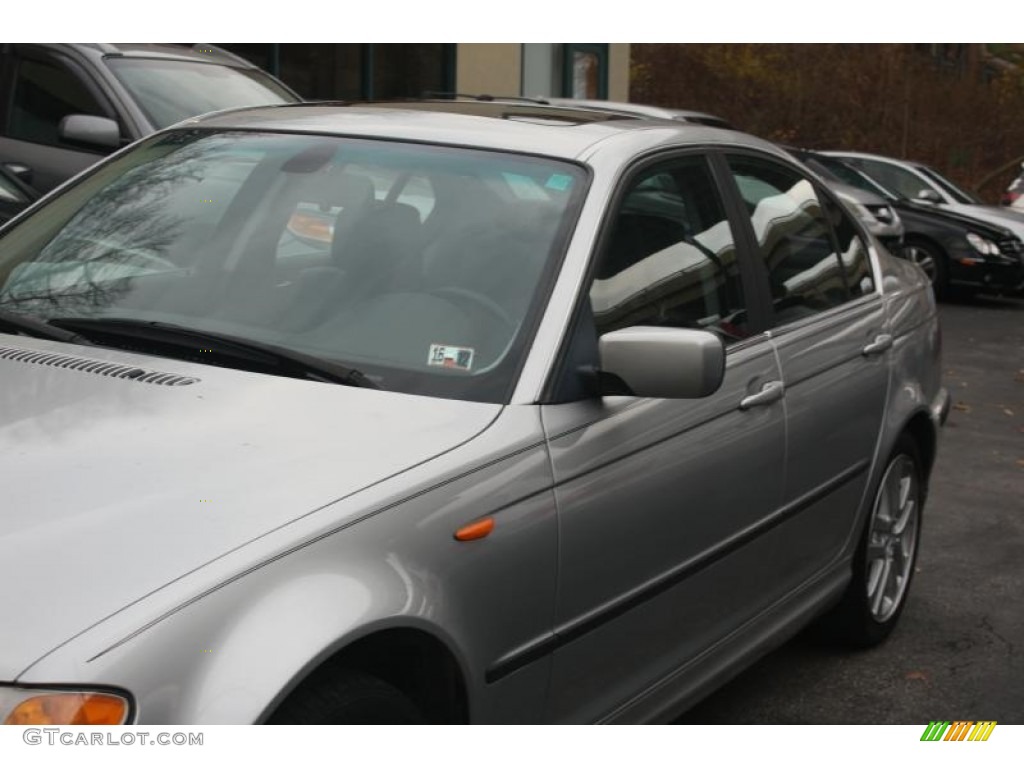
[864,454,920,623]
[903,245,937,284]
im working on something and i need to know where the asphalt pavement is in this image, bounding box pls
[678,293,1024,724]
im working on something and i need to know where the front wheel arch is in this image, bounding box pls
[262,627,470,724]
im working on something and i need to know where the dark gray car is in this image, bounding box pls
[0,43,299,193]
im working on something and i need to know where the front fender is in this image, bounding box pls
[17,407,557,724]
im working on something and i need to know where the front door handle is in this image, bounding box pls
[739,380,785,410]
[862,334,893,357]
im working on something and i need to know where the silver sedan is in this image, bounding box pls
[0,100,948,724]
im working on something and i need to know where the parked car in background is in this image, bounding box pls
[0,100,948,724]
[0,43,300,193]
[1000,162,1024,210]
[822,151,1024,230]
[809,151,1024,298]
[0,163,37,225]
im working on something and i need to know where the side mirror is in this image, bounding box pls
[58,114,121,151]
[916,189,942,204]
[598,326,725,399]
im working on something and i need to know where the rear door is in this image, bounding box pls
[721,152,890,575]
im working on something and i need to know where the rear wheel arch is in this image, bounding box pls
[901,410,938,490]
[264,626,470,724]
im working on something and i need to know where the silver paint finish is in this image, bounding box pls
[598,327,725,399]
[541,337,786,722]
[0,106,946,724]
[0,334,500,680]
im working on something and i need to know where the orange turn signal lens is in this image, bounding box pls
[4,692,128,725]
[454,517,495,542]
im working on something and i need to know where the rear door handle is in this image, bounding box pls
[862,334,893,357]
[739,380,784,410]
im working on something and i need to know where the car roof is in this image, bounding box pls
[183,101,777,162]
[821,150,928,169]
[544,98,734,128]
[70,43,258,69]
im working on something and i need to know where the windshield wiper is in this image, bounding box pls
[47,317,378,388]
[0,307,94,346]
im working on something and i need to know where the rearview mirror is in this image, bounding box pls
[598,327,725,399]
[58,114,121,151]
[916,189,942,204]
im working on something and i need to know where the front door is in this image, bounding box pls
[541,153,788,722]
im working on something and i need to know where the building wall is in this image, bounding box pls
[457,44,631,101]
[608,44,631,101]
[456,44,522,96]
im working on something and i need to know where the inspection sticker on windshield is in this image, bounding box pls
[428,344,475,371]
[545,173,573,191]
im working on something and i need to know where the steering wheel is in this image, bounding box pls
[430,286,516,336]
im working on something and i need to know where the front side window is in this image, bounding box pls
[590,156,749,343]
[0,130,587,403]
[727,155,850,325]
[9,57,106,147]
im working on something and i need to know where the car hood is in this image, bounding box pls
[942,203,1024,237]
[0,336,501,679]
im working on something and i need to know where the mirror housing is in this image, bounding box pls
[58,114,121,151]
[916,189,942,204]
[598,327,725,399]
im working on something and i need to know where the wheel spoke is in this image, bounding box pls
[866,558,886,600]
[883,471,902,530]
[871,558,892,616]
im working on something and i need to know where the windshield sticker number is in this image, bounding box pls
[428,344,475,372]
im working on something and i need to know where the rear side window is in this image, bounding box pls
[824,197,874,299]
[726,155,850,325]
[9,57,106,147]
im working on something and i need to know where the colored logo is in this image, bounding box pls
[920,721,997,741]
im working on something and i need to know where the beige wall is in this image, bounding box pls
[456,44,521,96]
[608,44,631,101]
[457,44,632,100]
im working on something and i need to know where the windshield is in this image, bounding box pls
[0,130,587,403]
[809,155,897,200]
[106,58,297,129]
[840,157,941,202]
[915,165,981,204]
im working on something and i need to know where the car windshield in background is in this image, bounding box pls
[0,130,586,403]
[807,155,896,199]
[106,59,297,129]
[915,165,982,204]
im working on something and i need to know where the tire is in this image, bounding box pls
[901,240,949,301]
[813,436,924,648]
[268,669,424,724]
